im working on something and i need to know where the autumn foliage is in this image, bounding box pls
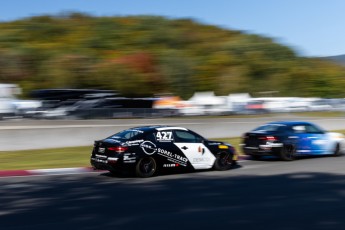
[0,13,344,98]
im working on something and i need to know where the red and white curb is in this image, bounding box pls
[0,167,97,178]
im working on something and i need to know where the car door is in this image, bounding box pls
[291,124,327,155]
[153,129,189,168]
[305,124,328,154]
[172,130,216,170]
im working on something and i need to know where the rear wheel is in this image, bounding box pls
[280,144,295,161]
[135,157,157,178]
[214,152,233,171]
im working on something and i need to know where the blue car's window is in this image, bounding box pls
[253,124,286,132]
[291,125,306,133]
[291,124,324,134]
[305,124,324,134]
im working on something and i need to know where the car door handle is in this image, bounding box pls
[181,146,188,150]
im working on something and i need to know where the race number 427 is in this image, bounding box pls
[156,131,173,141]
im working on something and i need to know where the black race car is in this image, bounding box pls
[91,125,238,177]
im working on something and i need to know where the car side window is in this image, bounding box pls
[173,130,201,143]
[305,124,324,134]
[144,132,156,142]
[292,125,306,134]
[291,124,324,134]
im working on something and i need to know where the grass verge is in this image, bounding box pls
[0,146,93,170]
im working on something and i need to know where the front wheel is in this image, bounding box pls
[280,144,296,161]
[333,143,342,157]
[135,157,157,178]
[214,152,234,171]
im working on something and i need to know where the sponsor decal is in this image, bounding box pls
[126,139,144,146]
[193,158,211,163]
[93,158,107,164]
[123,155,136,163]
[163,163,179,168]
[198,146,205,154]
[95,154,107,159]
[156,148,188,166]
[140,141,157,155]
[156,131,174,142]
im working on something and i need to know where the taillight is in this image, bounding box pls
[108,146,128,153]
[259,136,277,141]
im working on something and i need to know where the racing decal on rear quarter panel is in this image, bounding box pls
[140,141,157,155]
[123,154,136,163]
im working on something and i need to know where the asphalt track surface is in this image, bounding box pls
[1,155,345,230]
[2,115,345,150]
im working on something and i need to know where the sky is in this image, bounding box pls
[1,0,345,57]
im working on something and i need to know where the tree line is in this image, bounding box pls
[0,13,344,99]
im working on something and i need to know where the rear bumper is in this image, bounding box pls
[90,155,136,173]
[241,143,283,156]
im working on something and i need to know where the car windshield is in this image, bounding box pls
[108,129,144,140]
[253,124,286,132]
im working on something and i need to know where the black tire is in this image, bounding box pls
[135,157,157,178]
[280,144,295,161]
[333,143,341,157]
[214,152,233,171]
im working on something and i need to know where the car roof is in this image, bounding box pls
[128,125,188,132]
[266,121,313,126]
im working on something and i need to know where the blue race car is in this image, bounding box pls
[241,121,345,161]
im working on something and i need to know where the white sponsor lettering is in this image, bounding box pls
[126,139,144,146]
[156,148,188,166]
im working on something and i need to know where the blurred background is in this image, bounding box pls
[1,2,345,120]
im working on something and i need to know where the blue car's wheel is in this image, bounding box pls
[280,144,295,161]
[333,143,341,157]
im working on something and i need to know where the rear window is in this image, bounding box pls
[253,124,286,132]
[108,129,144,140]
